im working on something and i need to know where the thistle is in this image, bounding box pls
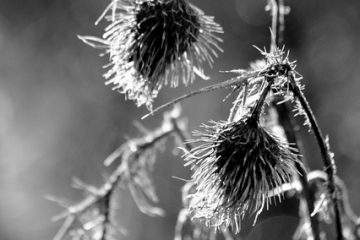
[184,105,302,232]
[80,0,223,109]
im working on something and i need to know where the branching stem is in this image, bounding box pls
[290,74,343,240]
[273,96,320,240]
[269,0,321,239]
[53,108,190,240]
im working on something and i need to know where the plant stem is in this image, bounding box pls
[273,97,320,240]
[251,77,274,120]
[271,0,285,50]
[290,75,343,240]
[270,1,320,239]
[228,89,245,122]
[101,192,111,240]
[170,117,193,151]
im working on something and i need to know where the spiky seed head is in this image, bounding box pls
[131,0,200,81]
[184,115,302,232]
[81,0,223,109]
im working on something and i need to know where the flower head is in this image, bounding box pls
[80,0,223,109]
[184,114,301,232]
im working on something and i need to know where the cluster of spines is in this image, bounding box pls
[80,0,223,109]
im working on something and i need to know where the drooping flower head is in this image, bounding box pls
[184,111,302,232]
[80,0,223,109]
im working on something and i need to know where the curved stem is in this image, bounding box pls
[142,76,249,119]
[273,97,320,240]
[269,1,320,239]
[290,74,343,240]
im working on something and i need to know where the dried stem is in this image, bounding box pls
[270,0,285,50]
[269,0,321,239]
[53,108,191,240]
[53,166,124,240]
[273,97,320,240]
[251,77,274,120]
[142,74,252,119]
[290,74,343,240]
[100,193,111,240]
[171,117,193,152]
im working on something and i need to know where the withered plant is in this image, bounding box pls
[51,1,360,240]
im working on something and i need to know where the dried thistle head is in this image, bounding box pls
[80,0,223,109]
[184,113,302,232]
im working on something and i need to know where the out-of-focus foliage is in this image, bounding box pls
[1,0,360,240]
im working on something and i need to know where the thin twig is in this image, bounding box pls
[142,75,251,119]
[290,74,343,240]
[53,109,186,240]
[270,0,285,50]
[171,118,193,152]
[101,193,111,240]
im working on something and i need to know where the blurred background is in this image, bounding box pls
[1,0,360,239]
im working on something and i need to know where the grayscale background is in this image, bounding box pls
[1,0,360,239]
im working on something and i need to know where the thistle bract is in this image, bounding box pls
[81,0,223,109]
[184,116,302,232]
